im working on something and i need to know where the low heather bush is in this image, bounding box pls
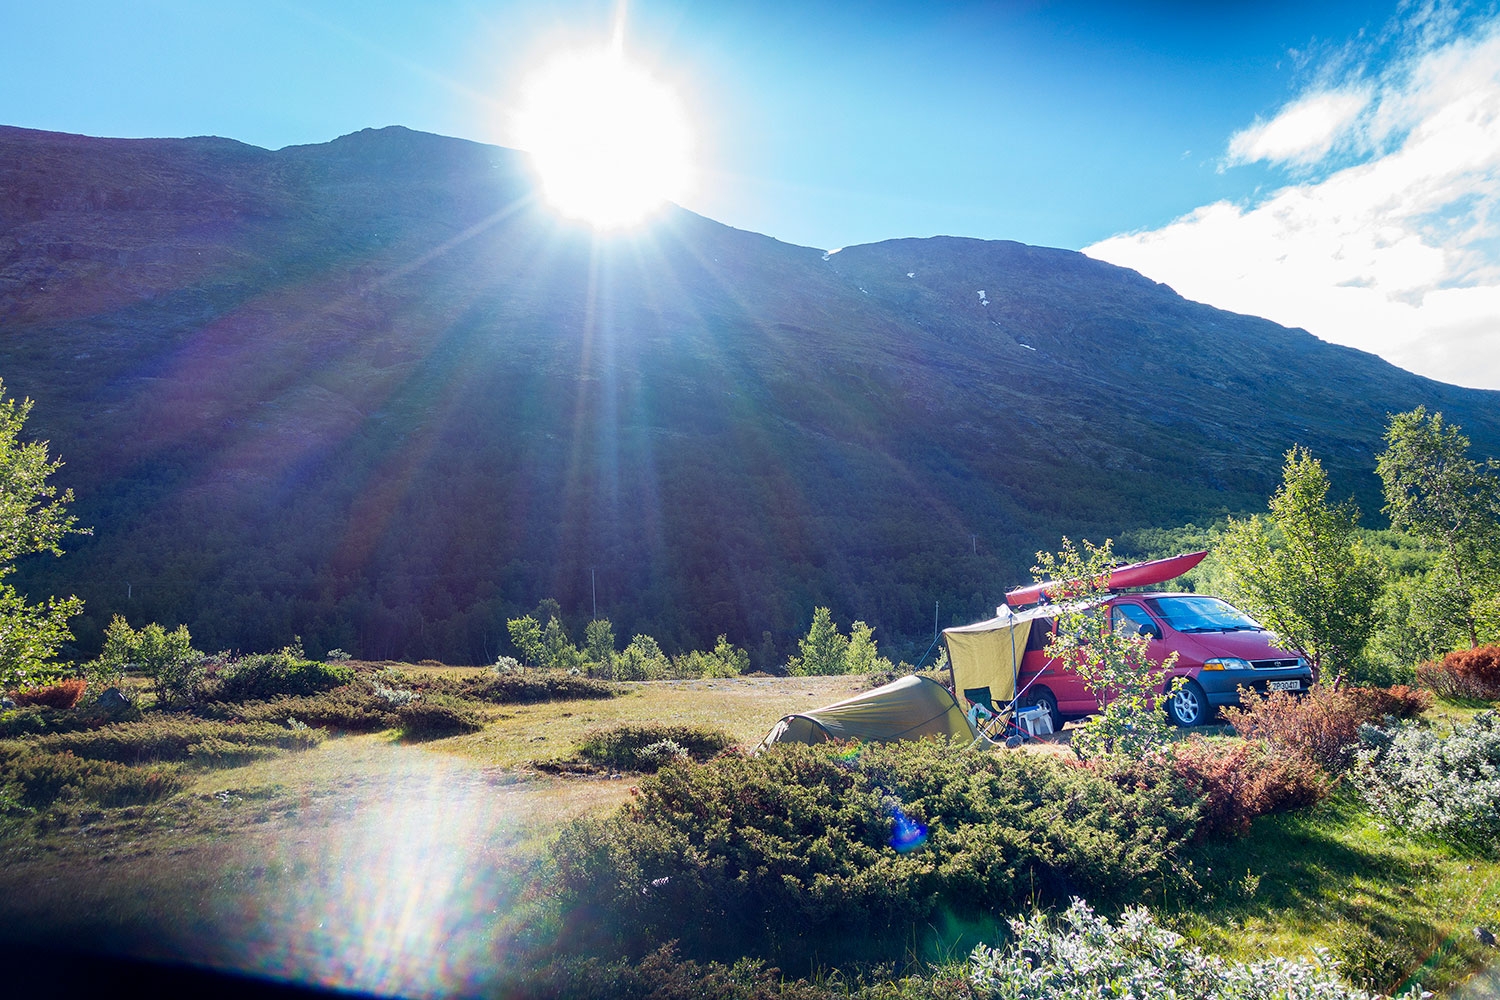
[967,898,1420,1000]
[0,745,185,810]
[31,717,323,765]
[213,685,400,732]
[1163,737,1327,839]
[10,678,86,709]
[576,722,733,771]
[544,739,1200,965]
[396,696,485,740]
[0,704,134,739]
[1350,684,1433,720]
[1354,711,1500,849]
[515,943,947,1000]
[413,671,617,704]
[1415,645,1500,700]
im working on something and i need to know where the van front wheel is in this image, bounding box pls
[1166,680,1208,727]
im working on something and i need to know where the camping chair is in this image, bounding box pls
[965,685,1053,746]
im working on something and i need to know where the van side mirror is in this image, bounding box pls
[1139,623,1162,640]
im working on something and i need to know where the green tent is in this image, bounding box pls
[757,674,975,749]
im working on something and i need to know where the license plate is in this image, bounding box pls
[1268,679,1301,692]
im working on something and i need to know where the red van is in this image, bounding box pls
[1013,590,1312,729]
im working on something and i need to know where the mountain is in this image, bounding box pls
[2,124,1498,663]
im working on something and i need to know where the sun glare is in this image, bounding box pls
[517,46,694,229]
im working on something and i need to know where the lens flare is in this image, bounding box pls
[889,805,929,853]
[517,46,694,229]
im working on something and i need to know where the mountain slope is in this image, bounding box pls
[2,124,1497,662]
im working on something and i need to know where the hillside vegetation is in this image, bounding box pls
[5,124,1500,662]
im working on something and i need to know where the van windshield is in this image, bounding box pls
[1146,596,1262,633]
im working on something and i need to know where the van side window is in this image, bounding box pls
[1025,618,1054,652]
[1112,603,1156,635]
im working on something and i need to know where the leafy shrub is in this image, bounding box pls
[396,696,485,739]
[611,635,671,680]
[99,616,204,708]
[672,635,751,679]
[1354,711,1500,849]
[1415,644,1500,700]
[544,739,1200,965]
[10,677,86,709]
[1163,737,1327,838]
[209,645,354,703]
[1222,685,1383,774]
[31,717,323,765]
[967,898,1416,1000]
[576,722,733,771]
[0,745,185,809]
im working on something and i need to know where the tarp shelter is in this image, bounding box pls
[942,601,1092,717]
[758,674,975,749]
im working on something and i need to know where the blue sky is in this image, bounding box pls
[4,1,1499,389]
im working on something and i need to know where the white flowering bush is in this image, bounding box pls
[635,738,689,767]
[968,898,1423,1000]
[1353,711,1500,848]
[370,681,419,707]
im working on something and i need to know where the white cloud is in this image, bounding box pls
[1087,12,1500,390]
[1227,88,1371,166]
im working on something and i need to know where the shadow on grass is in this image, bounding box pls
[1162,789,1500,996]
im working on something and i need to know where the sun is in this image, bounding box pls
[516,46,694,229]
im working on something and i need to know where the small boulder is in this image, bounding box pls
[95,687,132,713]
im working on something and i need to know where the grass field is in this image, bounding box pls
[0,669,1497,998]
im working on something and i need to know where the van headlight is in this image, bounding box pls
[1202,657,1251,671]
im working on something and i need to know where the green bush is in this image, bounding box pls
[967,898,1415,1000]
[0,745,185,809]
[1354,710,1500,849]
[544,739,1200,965]
[576,722,734,771]
[208,645,354,703]
[31,717,323,765]
[99,616,204,708]
[397,696,485,740]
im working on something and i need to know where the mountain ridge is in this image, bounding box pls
[2,123,1497,662]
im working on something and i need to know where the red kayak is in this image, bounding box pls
[1004,550,1207,607]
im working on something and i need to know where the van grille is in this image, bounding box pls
[1252,658,1300,670]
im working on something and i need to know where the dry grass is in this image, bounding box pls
[436,673,868,768]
